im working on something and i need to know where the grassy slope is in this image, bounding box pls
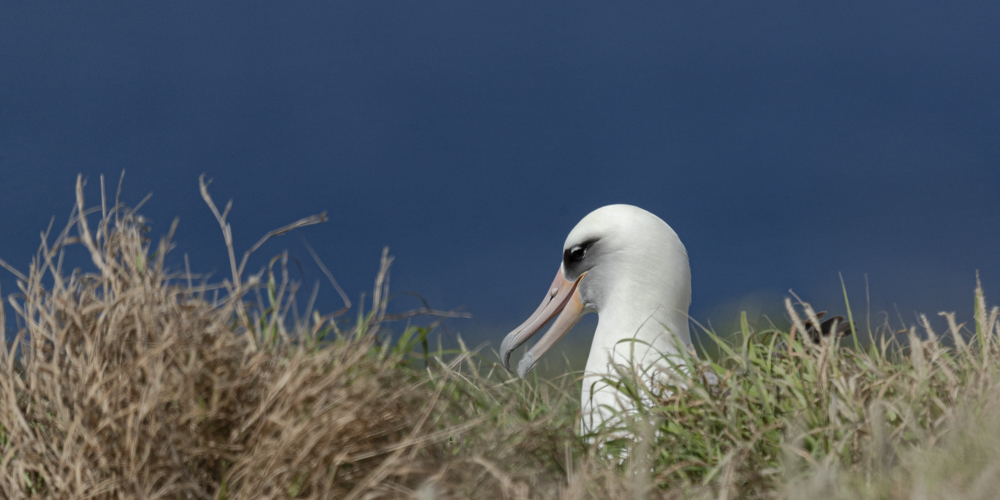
[1,176,999,499]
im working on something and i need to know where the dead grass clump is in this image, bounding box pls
[0,176,454,499]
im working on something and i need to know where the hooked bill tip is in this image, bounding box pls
[516,353,535,379]
[499,336,514,371]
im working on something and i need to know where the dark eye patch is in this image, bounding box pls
[563,239,598,265]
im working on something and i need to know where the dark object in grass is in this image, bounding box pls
[790,310,854,343]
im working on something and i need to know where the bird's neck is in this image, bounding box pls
[578,297,692,434]
[588,300,692,374]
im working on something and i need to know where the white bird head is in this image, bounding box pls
[500,204,692,379]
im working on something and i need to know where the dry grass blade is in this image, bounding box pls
[302,239,352,316]
[237,213,328,278]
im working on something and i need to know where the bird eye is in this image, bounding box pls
[563,239,598,266]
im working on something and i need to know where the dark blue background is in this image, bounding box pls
[2,2,998,347]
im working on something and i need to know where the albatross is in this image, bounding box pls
[500,204,694,434]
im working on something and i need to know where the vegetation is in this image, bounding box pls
[1,175,998,499]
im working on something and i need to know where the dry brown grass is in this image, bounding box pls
[3,174,1000,500]
[0,176,491,498]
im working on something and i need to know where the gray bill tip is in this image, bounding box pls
[516,352,535,379]
[499,335,514,371]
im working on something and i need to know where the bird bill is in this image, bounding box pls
[500,268,586,378]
